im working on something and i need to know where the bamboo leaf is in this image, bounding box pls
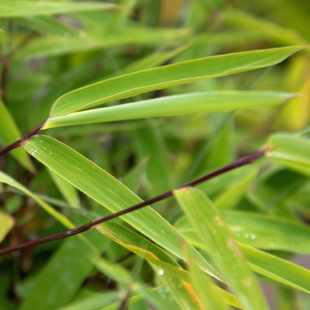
[47,46,306,117]
[96,221,242,308]
[0,98,34,172]
[174,187,269,310]
[44,91,297,129]
[176,211,310,254]
[58,292,119,310]
[0,171,74,229]
[180,229,310,294]
[0,1,117,17]
[185,244,231,310]
[268,133,310,174]
[48,169,80,208]
[0,211,14,243]
[23,135,223,281]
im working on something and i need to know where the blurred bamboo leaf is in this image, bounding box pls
[47,46,305,117]
[48,169,80,208]
[222,9,309,46]
[58,292,119,310]
[0,98,34,171]
[44,91,297,129]
[0,171,74,229]
[0,211,14,243]
[0,1,117,17]
[174,187,269,310]
[20,230,109,310]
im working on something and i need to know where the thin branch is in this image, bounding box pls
[0,125,43,157]
[0,148,267,256]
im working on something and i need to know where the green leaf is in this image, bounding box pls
[222,9,309,46]
[176,211,310,254]
[23,135,223,281]
[48,169,80,208]
[134,120,172,197]
[44,91,296,129]
[0,1,117,17]
[93,256,132,286]
[0,170,74,229]
[20,229,109,310]
[0,98,34,172]
[174,187,269,310]
[239,244,310,294]
[180,229,310,294]
[185,244,231,310]
[96,221,192,284]
[14,28,190,60]
[268,133,310,174]
[58,292,119,310]
[214,167,258,210]
[47,46,306,117]
[0,211,14,243]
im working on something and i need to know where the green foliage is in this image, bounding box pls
[1,0,310,309]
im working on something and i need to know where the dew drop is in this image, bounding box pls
[243,233,249,238]
[250,234,256,240]
[158,269,164,275]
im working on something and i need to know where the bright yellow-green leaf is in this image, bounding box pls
[44,91,296,129]
[0,98,34,172]
[174,187,269,310]
[0,211,14,243]
[0,170,73,229]
[47,46,305,117]
[0,1,117,17]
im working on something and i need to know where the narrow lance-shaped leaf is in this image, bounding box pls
[185,244,231,310]
[47,46,306,117]
[176,211,310,254]
[0,1,117,17]
[268,133,310,174]
[0,171,73,229]
[23,135,223,281]
[44,91,296,129]
[96,221,242,309]
[180,229,310,294]
[174,187,269,310]
[0,98,34,171]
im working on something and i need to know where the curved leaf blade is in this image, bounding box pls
[174,187,269,310]
[48,46,306,117]
[23,135,223,281]
[44,91,296,129]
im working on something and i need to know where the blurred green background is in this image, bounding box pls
[1,0,310,309]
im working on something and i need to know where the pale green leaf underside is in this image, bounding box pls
[23,135,223,281]
[49,46,305,117]
[0,1,116,17]
[174,187,269,310]
[44,91,295,129]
